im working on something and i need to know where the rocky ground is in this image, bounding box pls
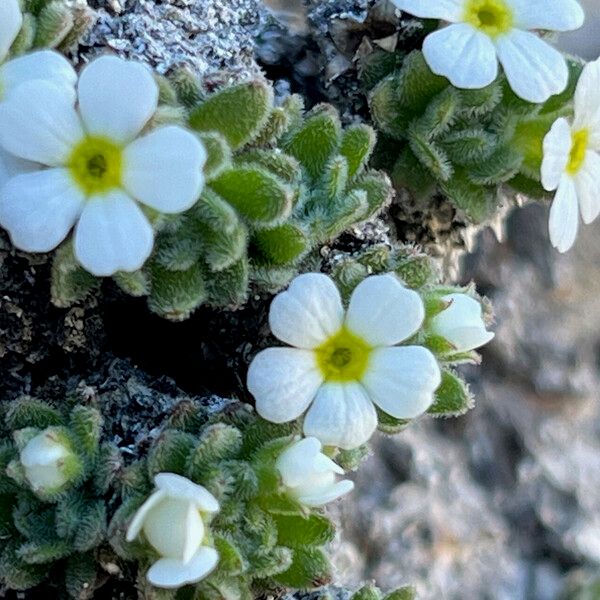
[1,1,599,599]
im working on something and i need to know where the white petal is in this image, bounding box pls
[0,80,83,165]
[276,437,323,488]
[0,169,84,252]
[296,479,355,507]
[510,0,585,31]
[0,0,22,62]
[303,382,378,450]
[575,152,600,225]
[430,294,494,352]
[388,0,463,21]
[0,50,76,101]
[362,346,441,419]
[269,273,344,349]
[183,503,205,564]
[495,30,568,103]
[345,274,425,347]
[126,490,167,542]
[123,126,206,213]
[248,348,323,423]
[423,24,498,89]
[146,547,219,589]
[541,118,571,192]
[548,175,579,253]
[154,473,219,513]
[78,56,158,143]
[573,58,600,146]
[0,147,38,189]
[74,191,154,276]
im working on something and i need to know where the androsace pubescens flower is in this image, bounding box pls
[430,293,494,352]
[247,273,441,450]
[0,55,207,276]
[391,0,584,103]
[126,473,220,589]
[276,437,354,507]
[19,428,83,496]
[541,57,600,253]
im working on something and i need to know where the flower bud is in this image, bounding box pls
[19,428,82,495]
[276,437,354,507]
[429,293,494,352]
[126,473,220,589]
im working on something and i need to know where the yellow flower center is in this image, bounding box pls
[567,129,589,175]
[68,136,123,196]
[315,327,372,382]
[464,0,514,37]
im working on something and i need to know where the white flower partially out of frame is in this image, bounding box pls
[247,273,442,450]
[390,0,584,103]
[0,55,207,276]
[276,437,354,507]
[126,473,220,590]
[430,293,494,352]
[541,58,600,253]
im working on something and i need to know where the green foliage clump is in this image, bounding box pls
[109,405,340,599]
[330,244,488,431]
[0,397,119,597]
[11,0,95,55]
[51,77,393,321]
[365,49,582,223]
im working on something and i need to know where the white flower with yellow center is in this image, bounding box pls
[276,437,354,507]
[126,473,220,589]
[541,58,600,253]
[391,0,584,103]
[247,273,442,450]
[0,55,206,276]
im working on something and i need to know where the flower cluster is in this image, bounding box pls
[248,271,494,450]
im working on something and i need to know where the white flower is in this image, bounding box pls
[0,55,207,276]
[0,0,76,104]
[20,429,82,494]
[126,473,220,590]
[247,273,441,450]
[541,58,600,253]
[276,437,354,507]
[430,293,494,352]
[391,0,584,103]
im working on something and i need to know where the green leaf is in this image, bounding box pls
[237,150,303,187]
[335,444,370,471]
[205,257,249,307]
[72,500,107,553]
[272,547,332,589]
[467,145,523,185]
[428,370,474,418]
[6,397,64,430]
[340,125,376,179]
[214,534,247,576]
[308,188,368,242]
[51,242,100,308]
[187,424,243,483]
[148,430,196,476]
[351,171,393,218]
[18,539,72,564]
[284,104,341,181]
[92,443,121,495]
[352,584,382,600]
[376,407,410,435]
[34,1,74,48]
[189,81,274,150]
[70,406,102,458]
[210,166,292,226]
[408,121,453,182]
[390,147,437,199]
[384,587,417,600]
[274,513,336,547]
[253,223,308,266]
[148,263,207,321]
[458,81,503,117]
[198,131,232,182]
[193,189,248,272]
[0,544,47,590]
[393,252,436,289]
[441,171,498,223]
[65,553,97,600]
[112,269,150,297]
[250,546,293,579]
[321,155,349,202]
[441,128,498,166]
